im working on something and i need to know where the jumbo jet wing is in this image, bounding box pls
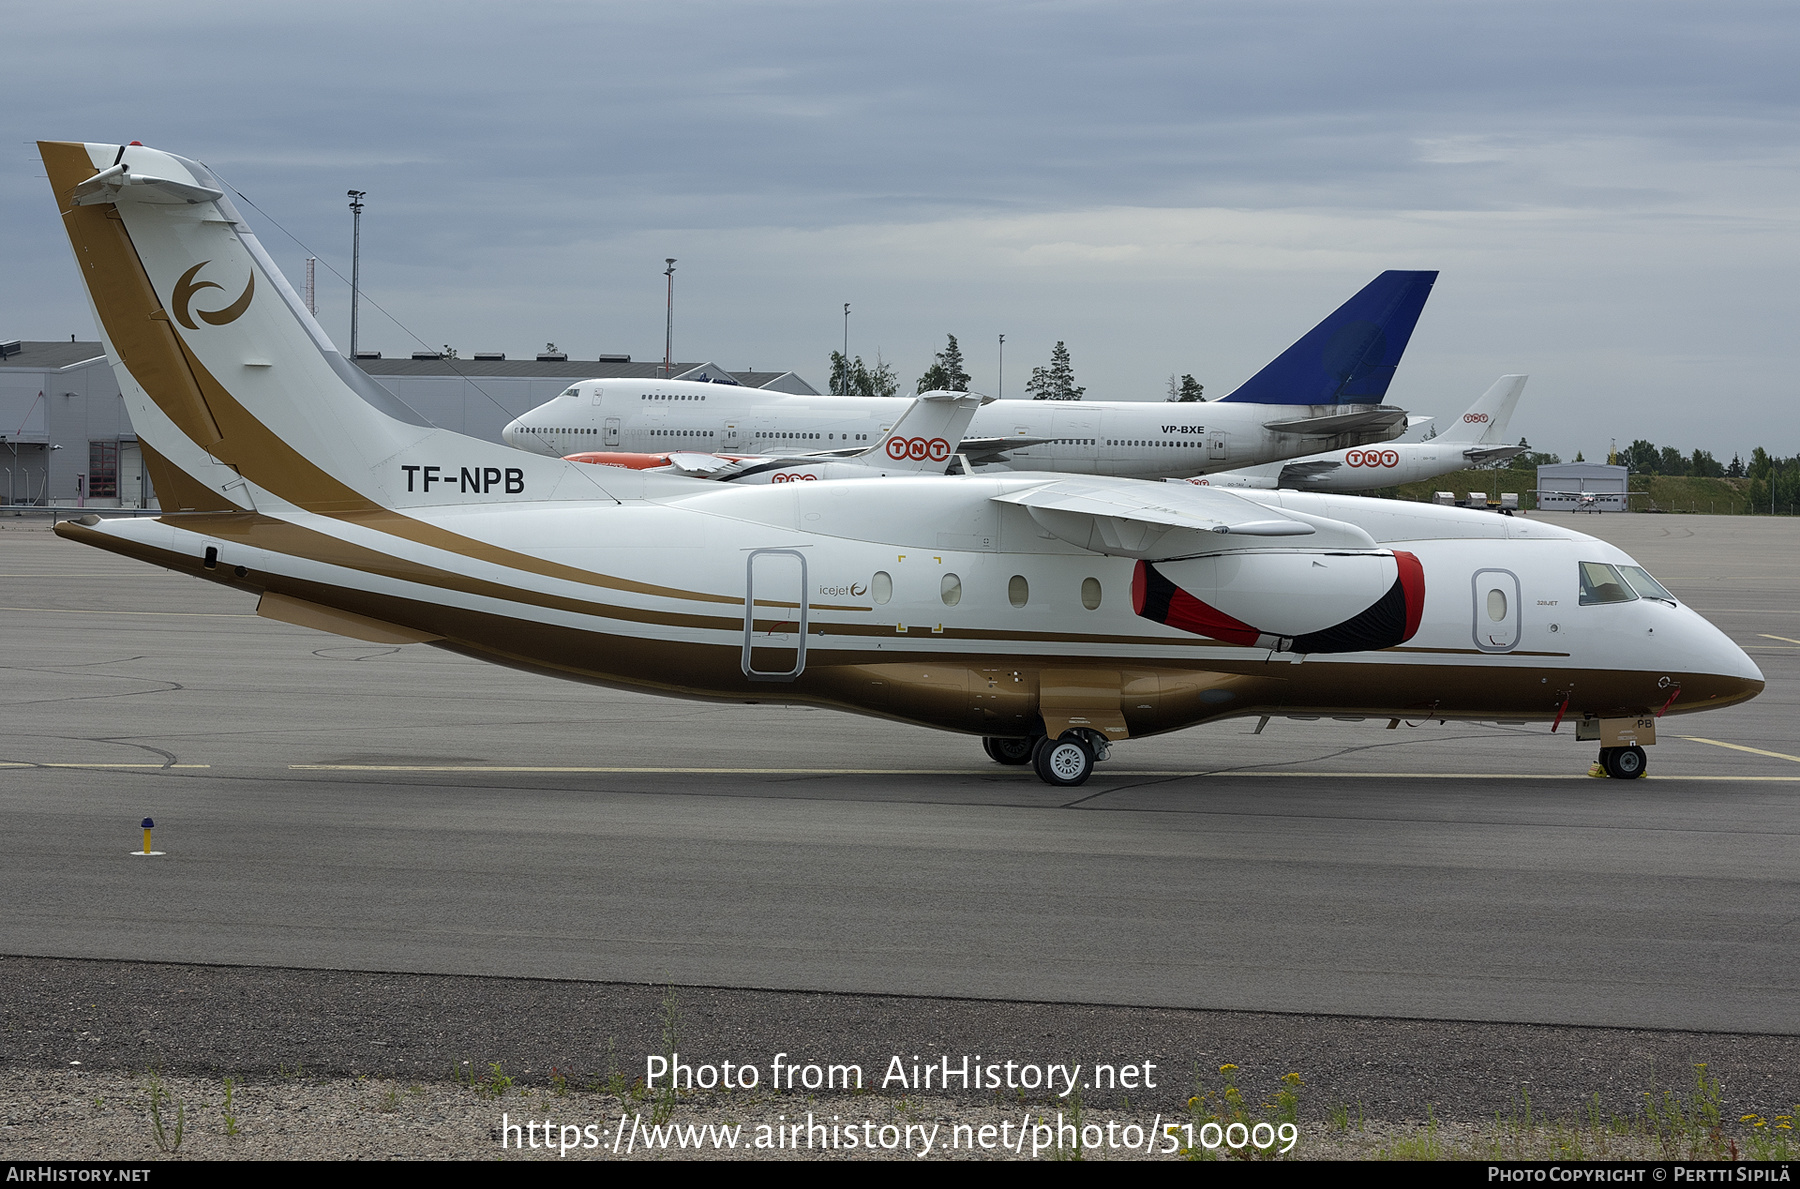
[991,478,1377,559]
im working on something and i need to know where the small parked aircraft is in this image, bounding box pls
[39,141,1760,785]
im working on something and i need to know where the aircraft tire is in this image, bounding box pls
[982,736,1036,766]
[1604,745,1648,780]
[1033,733,1094,787]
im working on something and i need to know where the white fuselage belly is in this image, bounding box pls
[80,476,1760,738]
[501,385,1396,479]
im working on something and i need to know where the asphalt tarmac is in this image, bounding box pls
[2,509,1797,1115]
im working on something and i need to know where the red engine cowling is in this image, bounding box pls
[1131,551,1425,653]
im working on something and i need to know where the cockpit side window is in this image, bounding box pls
[1618,565,1677,604]
[1578,561,1637,606]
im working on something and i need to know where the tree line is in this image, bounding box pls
[830,335,1208,402]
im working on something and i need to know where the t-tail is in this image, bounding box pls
[38,140,605,518]
[1218,270,1438,406]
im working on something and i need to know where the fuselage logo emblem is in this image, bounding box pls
[173,261,255,330]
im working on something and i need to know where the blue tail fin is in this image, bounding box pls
[1218,270,1437,405]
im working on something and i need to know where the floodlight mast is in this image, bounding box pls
[663,258,676,377]
[347,191,366,358]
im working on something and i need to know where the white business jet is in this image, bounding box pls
[42,141,1760,786]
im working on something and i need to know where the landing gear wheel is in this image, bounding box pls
[982,736,1035,766]
[1032,733,1095,787]
[1603,744,1647,780]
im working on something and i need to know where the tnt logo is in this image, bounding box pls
[884,436,952,462]
[1464,413,1490,424]
[770,472,818,483]
[1345,449,1400,467]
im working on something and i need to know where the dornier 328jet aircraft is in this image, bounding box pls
[40,141,1762,785]
[500,270,1442,480]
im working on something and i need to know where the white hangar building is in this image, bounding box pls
[0,338,816,510]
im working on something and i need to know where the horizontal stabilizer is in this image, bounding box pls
[1263,406,1407,437]
[957,435,1057,463]
[1462,444,1527,466]
[1275,459,1343,485]
[1220,270,1437,405]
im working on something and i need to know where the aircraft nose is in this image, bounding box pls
[1677,608,1765,709]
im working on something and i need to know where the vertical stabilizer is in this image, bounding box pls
[38,140,606,515]
[1436,375,1528,444]
[858,390,991,470]
[1219,270,1437,405]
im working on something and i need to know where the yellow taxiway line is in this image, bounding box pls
[1679,737,1800,765]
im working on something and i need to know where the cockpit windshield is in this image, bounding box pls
[1578,561,1636,605]
[1618,565,1677,603]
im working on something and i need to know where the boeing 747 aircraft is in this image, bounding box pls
[40,141,1759,786]
[500,271,1441,480]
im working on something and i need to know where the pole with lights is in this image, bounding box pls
[346,191,366,358]
[663,259,677,377]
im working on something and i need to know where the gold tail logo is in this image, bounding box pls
[173,261,254,329]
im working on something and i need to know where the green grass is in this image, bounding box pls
[1379,468,1771,515]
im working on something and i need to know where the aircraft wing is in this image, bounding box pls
[1462,444,1527,466]
[1275,459,1343,485]
[990,478,1377,559]
[1263,405,1407,437]
[956,435,1057,463]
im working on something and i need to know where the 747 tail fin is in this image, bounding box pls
[1218,270,1437,406]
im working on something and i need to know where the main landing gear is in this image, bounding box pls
[982,733,1108,787]
[1593,745,1648,780]
[981,736,1035,766]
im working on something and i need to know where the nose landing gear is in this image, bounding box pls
[1594,745,1648,780]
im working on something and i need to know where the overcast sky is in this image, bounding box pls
[5,0,1797,461]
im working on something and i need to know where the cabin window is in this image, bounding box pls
[1486,587,1508,622]
[871,571,893,605]
[941,574,962,607]
[1008,575,1029,608]
[1577,562,1637,606]
[1080,577,1102,611]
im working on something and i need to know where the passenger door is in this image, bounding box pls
[1472,568,1521,652]
[743,549,808,680]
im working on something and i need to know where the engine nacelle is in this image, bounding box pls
[1132,550,1424,653]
